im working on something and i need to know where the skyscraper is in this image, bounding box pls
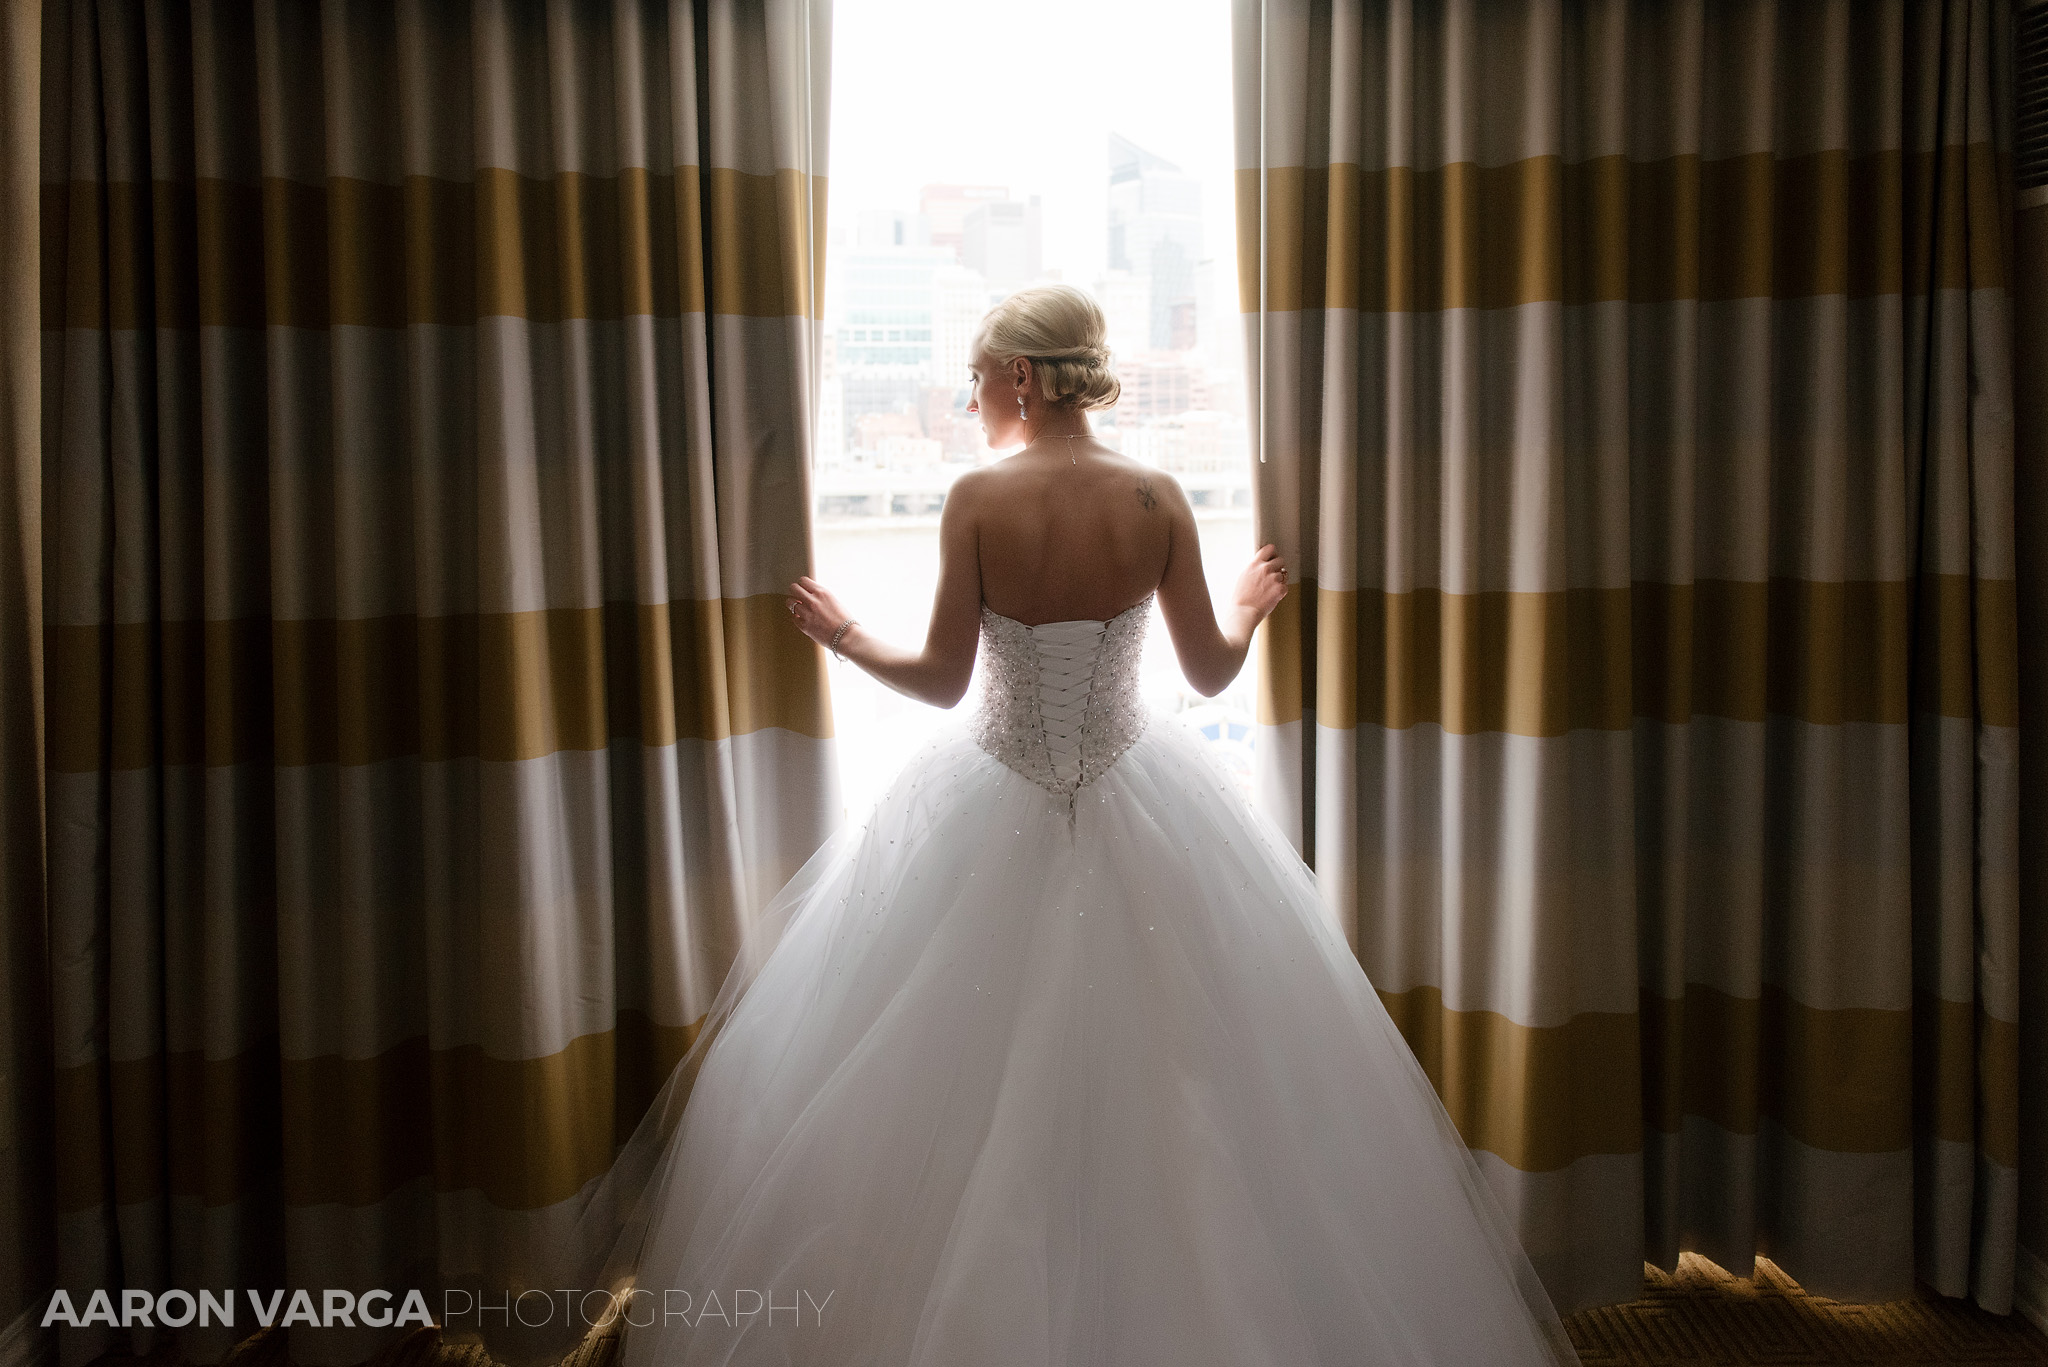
[826,243,954,454]
[831,245,953,370]
[856,207,928,249]
[1094,268,1149,362]
[1107,133,1203,352]
[919,183,1010,262]
[963,196,1043,292]
[932,265,993,387]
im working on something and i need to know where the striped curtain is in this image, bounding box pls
[1237,0,2020,1317]
[1,0,49,1345]
[2020,21,2048,1309]
[31,2,834,1363]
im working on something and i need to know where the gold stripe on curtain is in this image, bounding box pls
[34,1,835,1363]
[1237,0,2019,1316]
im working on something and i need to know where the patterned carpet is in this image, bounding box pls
[1563,1255,2048,1365]
[88,1253,2048,1367]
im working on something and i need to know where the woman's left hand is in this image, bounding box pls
[787,575,853,648]
[1230,543,1289,624]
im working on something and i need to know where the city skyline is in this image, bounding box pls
[1108,133,1204,351]
[816,133,1249,525]
[817,0,1257,817]
[827,0,1237,295]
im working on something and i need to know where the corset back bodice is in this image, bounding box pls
[969,593,1153,800]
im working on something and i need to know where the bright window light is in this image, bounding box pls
[817,0,1257,820]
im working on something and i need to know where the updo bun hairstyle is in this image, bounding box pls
[972,283,1122,412]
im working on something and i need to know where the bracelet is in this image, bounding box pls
[827,618,857,660]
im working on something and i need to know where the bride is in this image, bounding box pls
[526,285,1578,1366]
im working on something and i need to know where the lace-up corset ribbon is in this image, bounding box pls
[969,594,1152,815]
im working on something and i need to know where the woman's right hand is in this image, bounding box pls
[787,575,855,649]
[1231,543,1289,623]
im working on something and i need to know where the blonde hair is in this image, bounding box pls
[971,284,1122,412]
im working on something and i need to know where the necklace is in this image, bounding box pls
[1031,432,1089,464]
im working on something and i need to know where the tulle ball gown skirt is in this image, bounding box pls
[610,709,1578,1367]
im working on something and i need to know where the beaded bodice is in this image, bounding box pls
[969,594,1153,804]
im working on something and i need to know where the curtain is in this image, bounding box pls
[2015,11,2048,1318]
[31,2,835,1364]
[1237,0,2020,1317]
[1,0,50,1344]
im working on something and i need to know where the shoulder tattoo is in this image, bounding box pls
[1135,478,1157,511]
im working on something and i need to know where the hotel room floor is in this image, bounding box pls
[1562,1253,2048,1365]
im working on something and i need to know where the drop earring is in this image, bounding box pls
[1016,395,1027,424]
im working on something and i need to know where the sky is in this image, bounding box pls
[828,0,1239,290]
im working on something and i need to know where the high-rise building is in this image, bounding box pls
[932,265,992,388]
[919,184,1010,262]
[1108,133,1203,352]
[856,208,928,249]
[831,245,953,370]
[1192,257,1242,387]
[824,243,954,452]
[1094,268,1149,363]
[963,197,1043,293]
[838,368,927,447]
[1116,354,1210,421]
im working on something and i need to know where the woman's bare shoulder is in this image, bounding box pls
[941,464,1001,510]
[949,451,1187,513]
[1115,462,1189,512]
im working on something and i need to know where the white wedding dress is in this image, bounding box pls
[555,595,1578,1366]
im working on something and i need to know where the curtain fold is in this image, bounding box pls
[2014,0,2048,1313]
[1,0,51,1343]
[1237,0,2021,1316]
[33,2,835,1363]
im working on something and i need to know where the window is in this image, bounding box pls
[818,0,1255,819]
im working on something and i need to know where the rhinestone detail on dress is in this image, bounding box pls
[970,593,1153,817]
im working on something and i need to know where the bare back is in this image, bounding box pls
[966,448,1175,624]
[803,436,1276,708]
